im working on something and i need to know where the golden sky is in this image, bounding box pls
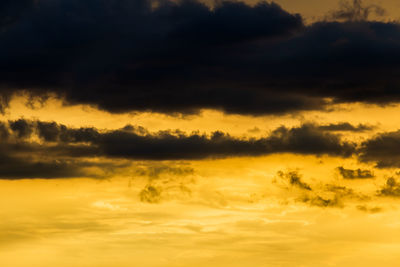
[3,0,400,266]
[2,95,400,266]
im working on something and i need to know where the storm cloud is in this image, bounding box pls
[0,0,400,115]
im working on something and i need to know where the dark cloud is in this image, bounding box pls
[0,0,306,115]
[134,165,194,179]
[0,0,399,115]
[0,120,128,179]
[277,169,370,208]
[0,122,9,140]
[0,119,357,178]
[337,166,374,179]
[378,177,400,197]
[0,144,119,179]
[0,0,35,29]
[28,120,356,159]
[325,184,353,195]
[265,124,356,157]
[277,170,312,191]
[139,185,163,203]
[301,194,342,208]
[359,130,400,168]
[298,183,367,208]
[326,0,386,22]
[318,122,374,132]
[0,155,91,179]
[9,119,33,139]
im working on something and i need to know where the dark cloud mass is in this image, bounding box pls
[0,156,94,179]
[0,120,356,178]
[0,0,399,114]
[31,120,357,159]
[0,0,34,28]
[359,130,400,168]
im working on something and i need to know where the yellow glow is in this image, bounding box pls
[2,95,400,266]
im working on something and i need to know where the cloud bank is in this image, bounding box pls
[0,0,400,115]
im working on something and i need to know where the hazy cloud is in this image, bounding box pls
[277,170,312,191]
[139,185,163,203]
[356,205,382,213]
[301,194,342,208]
[134,165,195,179]
[327,0,386,22]
[378,177,400,197]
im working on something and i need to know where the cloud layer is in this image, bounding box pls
[0,119,357,179]
[5,118,400,178]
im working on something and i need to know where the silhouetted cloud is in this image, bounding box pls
[337,166,374,179]
[9,119,356,160]
[301,194,342,208]
[318,122,374,132]
[0,119,357,178]
[359,130,400,167]
[139,185,163,203]
[277,169,370,208]
[0,152,112,179]
[134,165,195,179]
[0,0,400,115]
[277,170,312,191]
[9,119,33,139]
[326,0,386,22]
[378,177,400,197]
[298,183,368,208]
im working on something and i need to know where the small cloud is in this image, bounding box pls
[301,194,342,208]
[277,170,312,191]
[139,185,162,203]
[134,165,194,179]
[325,184,353,195]
[378,177,400,197]
[326,0,386,22]
[318,122,375,132]
[357,205,382,213]
[337,166,375,179]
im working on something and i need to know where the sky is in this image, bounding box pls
[3,0,400,266]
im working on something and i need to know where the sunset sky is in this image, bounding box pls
[3,0,400,266]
